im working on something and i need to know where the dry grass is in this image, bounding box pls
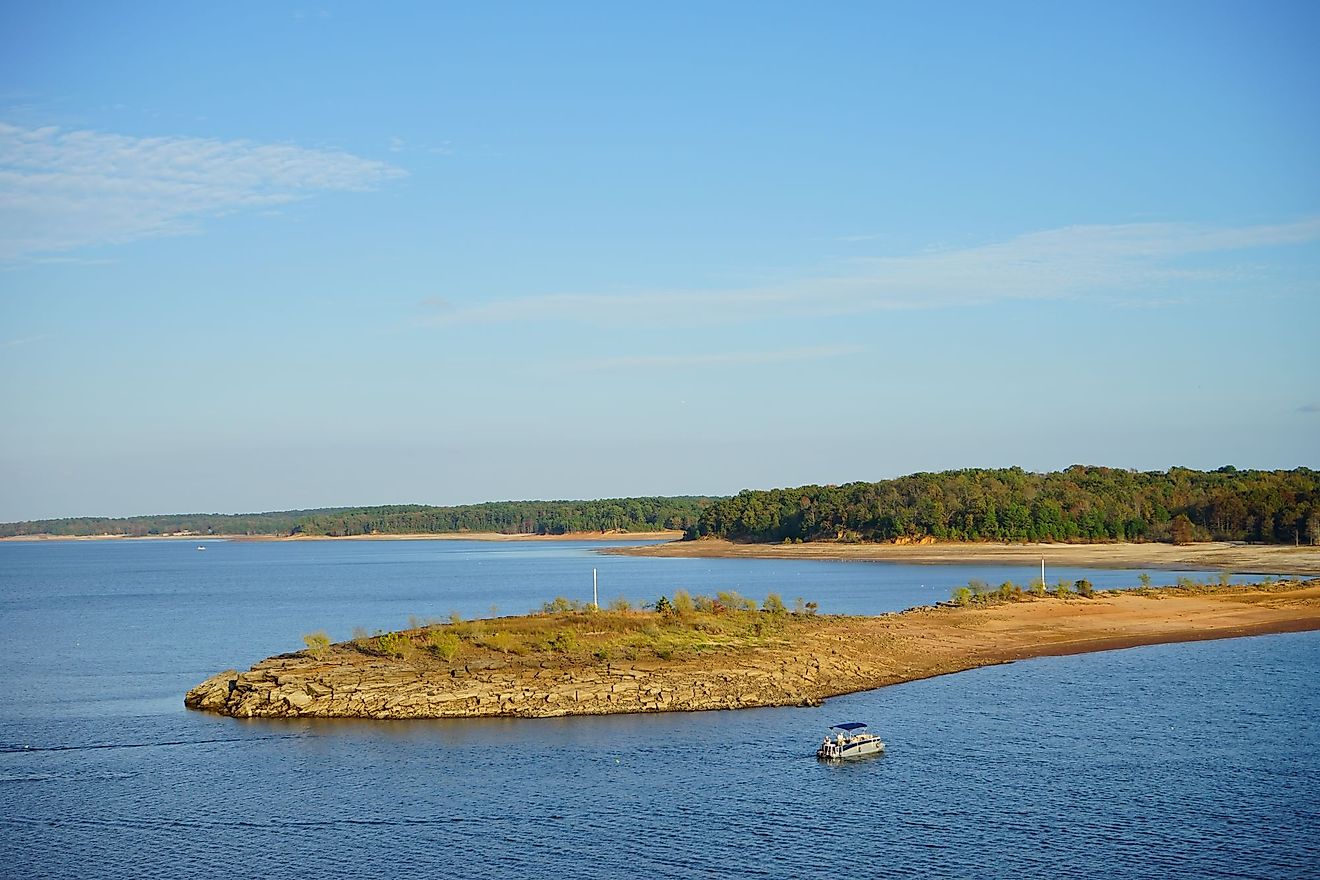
[334,603,816,667]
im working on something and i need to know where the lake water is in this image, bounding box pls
[2,539,1316,878]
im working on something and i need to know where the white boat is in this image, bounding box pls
[817,722,885,760]
[196,545,207,551]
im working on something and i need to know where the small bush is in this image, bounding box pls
[428,630,461,661]
[302,631,331,658]
[951,587,972,607]
[541,596,585,614]
[804,601,819,616]
[374,631,409,658]
[1218,571,1233,588]
[763,593,787,614]
[610,596,634,613]
[1054,579,1071,598]
[716,590,757,612]
[547,630,578,653]
[672,589,695,615]
[1138,573,1152,588]
[1075,579,1094,598]
[1030,579,1047,598]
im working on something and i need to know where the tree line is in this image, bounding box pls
[1,497,714,538]
[291,497,712,537]
[690,466,1320,545]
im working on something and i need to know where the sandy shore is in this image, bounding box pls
[187,580,1320,720]
[603,538,1320,576]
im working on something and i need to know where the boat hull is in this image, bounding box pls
[816,737,886,760]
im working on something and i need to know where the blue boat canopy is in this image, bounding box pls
[830,722,868,731]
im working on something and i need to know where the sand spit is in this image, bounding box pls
[186,580,1320,720]
[602,538,1320,576]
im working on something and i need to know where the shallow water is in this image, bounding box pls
[1,540,1316,878]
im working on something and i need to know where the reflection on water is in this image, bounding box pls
[1,540,1316,878]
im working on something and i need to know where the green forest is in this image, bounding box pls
[0,497,713,538]
[692,466,1320,545]
[6,467,1318,545]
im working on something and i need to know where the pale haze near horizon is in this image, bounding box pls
[1,2,1318,522]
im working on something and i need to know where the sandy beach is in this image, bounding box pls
[603,538,1320,576]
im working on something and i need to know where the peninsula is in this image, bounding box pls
[186,579,1320,720]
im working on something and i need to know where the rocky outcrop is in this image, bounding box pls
[183,648,886,719]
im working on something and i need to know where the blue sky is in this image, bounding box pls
[2,1,1318,520]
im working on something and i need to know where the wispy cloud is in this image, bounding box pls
[570,344,866,372]
[425,218,1320,326]
[0,122,406,259]
[0,333,52,349]
[1298,403,1320,414]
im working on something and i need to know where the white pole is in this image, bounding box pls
[593,568,598,610]
[1042,558,1046,589]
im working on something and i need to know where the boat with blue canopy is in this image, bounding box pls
[816,722,885,760]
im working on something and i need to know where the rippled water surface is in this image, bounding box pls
[2,540,1316,878]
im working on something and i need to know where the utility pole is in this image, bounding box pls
[593,568,598,610]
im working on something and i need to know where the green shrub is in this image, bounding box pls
[951,587,972,607]
[374,631,409,658]
[762,593,787,614]
[547,630,578,653]
[716,590,757,612]
[1054,579,1071,598]
[610,596,634,612]
[1075,579,1094,598]
[541,596,585,614]
[428,630,461,661]
[302,631,331,658]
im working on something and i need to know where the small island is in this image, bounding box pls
[187,579,1320,720]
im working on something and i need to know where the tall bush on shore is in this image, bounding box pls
[302,631,331,659]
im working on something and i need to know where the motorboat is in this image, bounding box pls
[816,722,885,760]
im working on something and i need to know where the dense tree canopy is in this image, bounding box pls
[691,466,1319,545]
[6,467,1316,545]
[291,497,711,537]
[0,497,713,538]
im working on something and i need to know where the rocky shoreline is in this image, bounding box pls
[186,580,1320,720]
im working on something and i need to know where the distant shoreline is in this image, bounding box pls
[601,537,1320,576]
[0,530,684,543]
